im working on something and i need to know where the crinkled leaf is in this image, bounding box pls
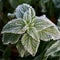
[21,33,40,56]
[34,15,54,31]
[23,8,31,24]
[23,7,35,24]
[2,33,20,44]
[16,41,29,57]
[39,26,60,41]
[34,15,60,41]
[39,30,51,41]
[27,27,39,40]
[15,3,35,18]
[45,41,60,57]
[1,18,28,34]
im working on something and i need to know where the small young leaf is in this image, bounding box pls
[45,41,60,57]
[1,18,27,34]
[16,41,29,57]
[8,13,16,19]
[2,33,20,44]
[21,33,40,56]
[27,27,39,40]
[15,3,35,18]
[23,7,35,24]
[23,8,31,24]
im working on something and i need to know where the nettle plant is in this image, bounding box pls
[1,3,60,59]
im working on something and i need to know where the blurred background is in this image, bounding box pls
[0,0,60,60]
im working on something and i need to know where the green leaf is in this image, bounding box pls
[45,41,60,57]
[8,13,16,19]
[21,33,40,56]
[38,30,52,41]
[2,33,20,44]
[39,26,60,41]
[1,18,28,34]
[23,8,31,24]
[27,27,39,40]
[23,7,35,24]
[15,3,35,18]
[16,41,29,57]
[34,15,54,31]
[23,7,35,20]
[34,15,60,41]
